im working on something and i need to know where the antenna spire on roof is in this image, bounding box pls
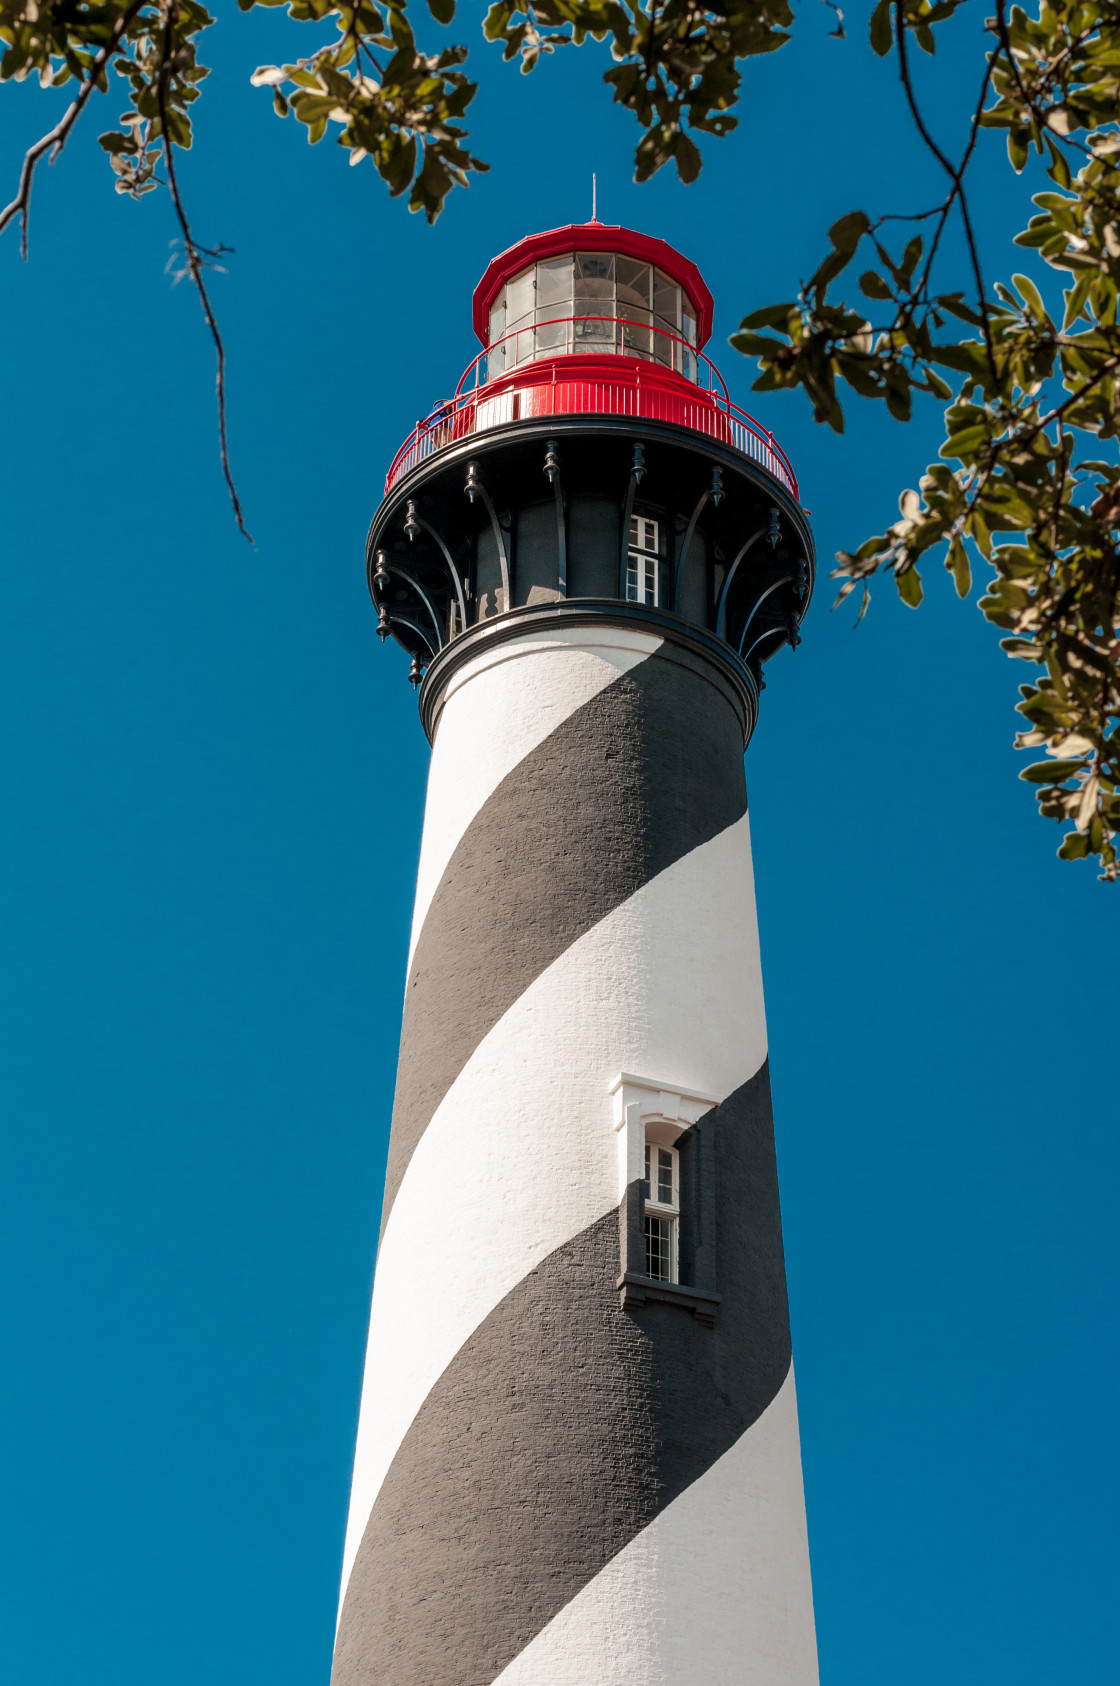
[591,173,598,223]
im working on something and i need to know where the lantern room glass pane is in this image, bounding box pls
[619,302,652,358]
[573,251,614,351]
[505,265,535,321]
[616,257,652,310]
[536,254,573,305]
[488,298,507,377]
[654,269,680,324]
[535,255,572,351]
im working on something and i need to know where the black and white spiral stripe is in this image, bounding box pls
[332,622,818,1686]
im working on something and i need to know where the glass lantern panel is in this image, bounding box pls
[536,254,573,306]
[574,251,615,346]
[616,257,652,311]
[535,255,572,352]
[618,302,652,358]
[488,298,507,377]
[505,265,535,322]
[653,269,681,326]
[652,313,675,367]
[680,304,698,377]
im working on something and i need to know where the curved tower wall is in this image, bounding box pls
[332,613,818,1685]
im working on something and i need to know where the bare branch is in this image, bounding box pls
[156,2,252,543]
[893,0,997,372]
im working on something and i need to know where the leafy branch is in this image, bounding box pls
[731,0,1120,879]
[481,0,794,182]
[245,0,489,222]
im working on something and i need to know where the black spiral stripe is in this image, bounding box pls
[378,643,748,1238]
[333,1064,790,1686]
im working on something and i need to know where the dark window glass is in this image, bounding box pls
[644,1214,673,1280]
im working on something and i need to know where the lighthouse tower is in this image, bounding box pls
[332,224,819,1686]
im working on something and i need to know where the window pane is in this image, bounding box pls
[680,305,698,378]
[652,312,676,367]
[618,302,652,358]
[644,1215,675,1282]
[574,251,615,347]
[643,1143,651,1201]
[535,316,568,354]
[573,314,614,351]
[616,257,652,310]
[507,311,534,367]
[631,515,659,554]
[488,297,507,375]
[653,270,680,326]
[536,254,573,306]
[506,266,535,322]
[658,1148,674,1205]
[575,250,615,288]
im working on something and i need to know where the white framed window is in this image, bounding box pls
[627,514,660,606]
[643,1141,679,1282]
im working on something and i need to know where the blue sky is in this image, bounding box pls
[1,4,1116,1682]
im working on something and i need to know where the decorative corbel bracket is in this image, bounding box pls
[618,442,646,596]
[402,500,468,638]
[543,438,567,597]
[673,463,724,609]
[464,463,512,614]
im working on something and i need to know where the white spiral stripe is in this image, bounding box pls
[338,809,767,1604]
[408,624,662,967]
[490,1369,818,1686]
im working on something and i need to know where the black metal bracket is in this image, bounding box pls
[543,438,567,597]
[673,463,723,609]
[618,442,646,597]
[464,463,512,615]
[402,500,468,639]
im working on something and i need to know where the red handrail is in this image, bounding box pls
[454,314,727,401]
[384,324,798,500]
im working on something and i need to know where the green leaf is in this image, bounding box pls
[738,303,795,330]
[859,269,893,300]
[946,535,971,597]
[1012,272,1048,321]
[829,210,871,255]
[428,0,455,19]
[1020,759,1088,784]
[896,566,924,607]
[1044,134,1073,190]
[869,0,892,55]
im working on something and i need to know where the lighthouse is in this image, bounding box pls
[332,223,819,1686]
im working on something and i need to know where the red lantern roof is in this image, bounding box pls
[472,222,716,349]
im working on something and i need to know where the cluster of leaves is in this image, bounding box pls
[731,0,1120,879]
[245,0,487,222]
[482,0,793,182]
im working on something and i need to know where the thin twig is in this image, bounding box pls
[157,3,252,542]
[894,0,997,374]
[0,3,143,257]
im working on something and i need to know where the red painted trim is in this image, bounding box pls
[472,223,715,348]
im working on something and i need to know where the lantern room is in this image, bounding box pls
[473,224,713,383]
[369,222,813,733]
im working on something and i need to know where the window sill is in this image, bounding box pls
[617,1272,721,1328]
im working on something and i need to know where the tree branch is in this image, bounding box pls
[0,3,143,258]
[157,3,252,542]
[894,0,997,373]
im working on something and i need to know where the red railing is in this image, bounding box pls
[384,315,799,501]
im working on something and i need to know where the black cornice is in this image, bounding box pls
[417,598,761,748]
[369,411,816,593]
